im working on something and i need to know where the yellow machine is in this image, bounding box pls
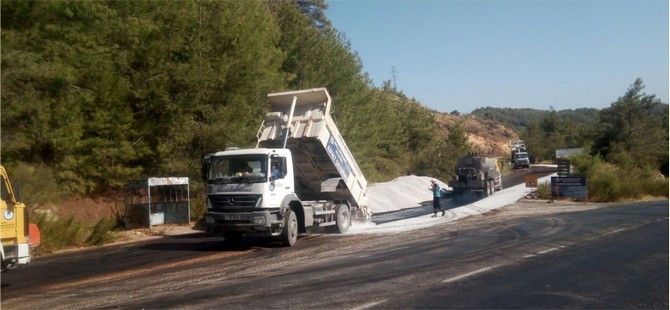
[1,166,35,270]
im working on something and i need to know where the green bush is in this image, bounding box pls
[536,181,551,199]
[643,177,670,197]
[32,211,122,255]
[190,196,207,222]
[85,216,119,246]
[588,165,622,202]
[498,159,513,176]
[570,153,669,202]
[188,180,207,222]
[32,213,86,255]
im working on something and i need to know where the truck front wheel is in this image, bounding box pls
[281,210,298,247]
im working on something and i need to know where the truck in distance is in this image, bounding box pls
[448,153,502,197]
[201,88,370,246]
[510,140,530,169]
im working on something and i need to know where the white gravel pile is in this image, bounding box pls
[365,175,450,214]
[351,173,556,235]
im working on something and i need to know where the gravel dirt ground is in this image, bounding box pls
[110,198,614,246]
[40,171,659,256]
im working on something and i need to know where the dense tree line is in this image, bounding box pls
[1,0,454,196]
[472,106,600,129]
[473,79,668,175]
[2,0,666,202]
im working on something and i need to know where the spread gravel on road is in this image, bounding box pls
[350,174,557,235]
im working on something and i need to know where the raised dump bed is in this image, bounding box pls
[258,87,368,216]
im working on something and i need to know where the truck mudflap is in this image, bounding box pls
[1,243,31,268]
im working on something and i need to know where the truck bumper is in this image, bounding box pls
[2,243,31,267]
[514,161,530,168]
[204,210,284,236]
[449,180,486,191]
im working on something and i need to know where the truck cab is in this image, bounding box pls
[512,151,530,169]
[510,140,530,169]
[1,166,33,271]
[203,148,299,243]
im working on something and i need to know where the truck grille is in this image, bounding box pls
[209,194,261,212]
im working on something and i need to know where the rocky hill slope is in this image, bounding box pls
[434,112,521,158]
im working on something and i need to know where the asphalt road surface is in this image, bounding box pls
[502,164,556,189]
[2,198,666,309]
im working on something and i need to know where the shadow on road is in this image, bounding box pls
[371,193,483,225]
[136,233,311,252]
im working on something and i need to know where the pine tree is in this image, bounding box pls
[595,78,668,172]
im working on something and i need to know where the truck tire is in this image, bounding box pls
[452,188,463,201]
[1,253,7,272]
[328,205,351,234]
[485,180,493,196]
[281,210,298,247]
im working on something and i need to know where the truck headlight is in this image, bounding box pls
[206,197,213,210]
[252,216,266,224]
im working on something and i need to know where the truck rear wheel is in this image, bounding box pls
[483,180,493,197]
[281,210,298,247]
[328,205,351,234]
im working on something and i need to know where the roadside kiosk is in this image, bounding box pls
[123,177,190,228]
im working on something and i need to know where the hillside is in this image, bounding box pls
[6,1,661,197]
[434,112,520,158]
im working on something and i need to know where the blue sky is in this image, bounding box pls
[326,0,669,114]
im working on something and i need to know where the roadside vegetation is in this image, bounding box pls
[32,213,121,255]
[1,1,667,252]
[570,153,668,202]
[535,161,668,202]
[526,79,668,202]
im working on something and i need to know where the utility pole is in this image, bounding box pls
[390,66,397,91]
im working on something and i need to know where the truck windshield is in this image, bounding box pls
[516,153,529,159]
[207,155,268,184]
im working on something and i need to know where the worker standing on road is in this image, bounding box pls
[431,179,445,217]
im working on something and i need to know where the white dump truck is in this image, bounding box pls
[201,88,370,246]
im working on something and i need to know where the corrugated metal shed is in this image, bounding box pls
[123,177,190,228]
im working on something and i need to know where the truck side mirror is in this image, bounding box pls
[202,155,212,182]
